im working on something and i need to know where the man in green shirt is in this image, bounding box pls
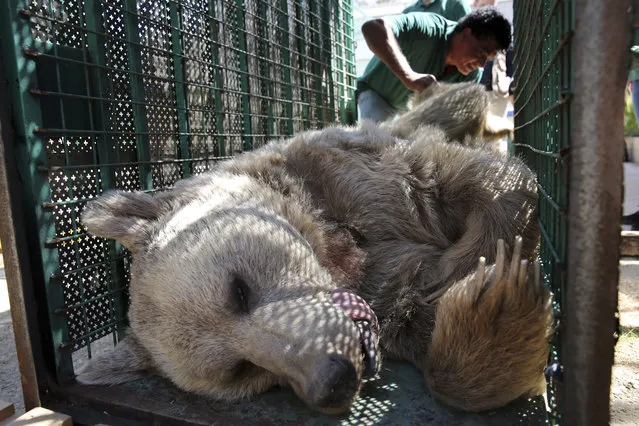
[357,7,511,122]
[402,0,471,21]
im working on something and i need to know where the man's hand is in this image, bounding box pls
[402,73,438,91]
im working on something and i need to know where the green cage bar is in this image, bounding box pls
[513,0,628,424]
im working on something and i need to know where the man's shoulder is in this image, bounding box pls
[401,0,424,14]
[390,11,452,35]
[447,0,472,20]
[402,0,471,21]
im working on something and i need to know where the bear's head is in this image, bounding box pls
[75,172,379,414]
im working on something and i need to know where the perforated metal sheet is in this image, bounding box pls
[8,0,356,381]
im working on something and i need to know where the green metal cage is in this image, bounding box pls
[0,0,356,385]
[0,0,632,423]
[513,1,629,424]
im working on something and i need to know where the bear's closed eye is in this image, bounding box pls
[233,276,251,314]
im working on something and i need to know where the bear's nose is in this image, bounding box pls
[314,355,358,410]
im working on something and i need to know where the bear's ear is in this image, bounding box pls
[75,335,152,385]
[82,190,162,252]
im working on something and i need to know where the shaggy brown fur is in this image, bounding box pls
[381,82,514,146]
[76,84,553,414]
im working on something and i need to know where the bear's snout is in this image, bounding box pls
[307,354,359,414]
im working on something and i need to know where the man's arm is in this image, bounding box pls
[361,18,437,91]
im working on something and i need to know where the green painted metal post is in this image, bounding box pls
[235,0,253,152]
[333,1,346,124]
[0,0,71,380]
[319,0,335,125]
[169,0,192,177]
[258,1,275,138]
[279,0,294,135]
[294,1,310,130]
[84,0,129,347]
[122,0,153,190]
[310,0,324,126]
[207,0,226,158]
[342,0,357,124]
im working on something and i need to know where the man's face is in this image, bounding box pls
[453,28,499,75]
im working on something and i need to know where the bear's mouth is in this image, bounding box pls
[330,288,380,377]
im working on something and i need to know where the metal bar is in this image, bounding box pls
[84,0,129,353]
[334,0,346,123]
[563,1,628,424]
[510,142,568,159]
[59,319,122,351]
[538,219,564,265]
[26,47,333,99]
[310,0,322,126]
[294,1,310,130]
[84,2,114,190]
[342,0,357,124]
[207,0,225,157]
[320,0,334,124]
[38,156,231,172]
[0,1,50,406]
[279,0,294,134]
[49,256,132,280]
[169,0,191,177]
[29,87,325,111]
[235,0,253,152]
[4,0,81,387]
[122,0,152,190]
[44,0,88,372]
[257,1,275,138]
[55,286,129,312]
[514,95,571,131]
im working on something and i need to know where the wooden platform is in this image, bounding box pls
[0,401,71,426]
[622,231,639,256]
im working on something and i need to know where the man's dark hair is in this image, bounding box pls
[454,6,512,51]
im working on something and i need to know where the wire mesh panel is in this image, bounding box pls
[514,1,628,424]
[1,0,356,383]
[512,2,573,422]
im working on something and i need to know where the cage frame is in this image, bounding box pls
[0,0,631,424]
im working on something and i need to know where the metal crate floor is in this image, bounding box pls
[52,361,546,425]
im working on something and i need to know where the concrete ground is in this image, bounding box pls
[612,162,639,425]
[1,164,639,423]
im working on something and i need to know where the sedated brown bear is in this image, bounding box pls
[77,82,553,414]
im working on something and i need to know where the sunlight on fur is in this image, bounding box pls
[75,82,553,416]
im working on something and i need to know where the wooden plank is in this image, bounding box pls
[0,401,14,422]
[621,231,639,256]
[0,407,71,426]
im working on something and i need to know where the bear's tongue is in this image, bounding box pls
[330,289,380,377]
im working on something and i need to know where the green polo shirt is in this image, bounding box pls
[357,13,482,111]
[402,0,471,21]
